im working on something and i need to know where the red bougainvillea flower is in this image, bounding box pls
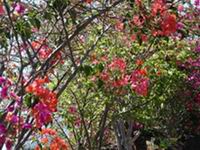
[26,77,58,128]
[85,0,92,3]
[136,59,144,66]
[31,39,63,64]
[108,58,126,73]
[26,77,56,105]
[100,71,110,81]
[141,34,148,42]
[130,69,149,96]
[135,0,142,6]
[50,136,68,150]
[37,128,68,150]
[115,21,124,31]
[31,40,52,60]
[41,128,57,135]
[101,55,108,62]
[161,13,177,36]
[130,34,136,42]
[34,145,41,150]
[38,45,52,59]
[132,15,144,27]
[151,0,166,16]
[41,137,49,144]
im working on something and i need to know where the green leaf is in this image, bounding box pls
[24,94,32,108]
[34,18,41,29]
[95,63,104,72]
[80,65,93,76]
[97,79,104,89]
[16,20,32,38]
[43,12,52,20]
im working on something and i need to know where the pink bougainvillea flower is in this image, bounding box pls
[32,102,52,128]
[13,3,25,14]
[0,5,5,15]
[9,92,20,101]
[195,0,200,6]
[0,76,6,84]
[195,46,200,52]
[5,139,12,150]
[0,135,5,147]
[133,122,144,130]
[0,123,6,147]
[177,4,184,12]
[11,115,19,124]
[22,123,32,129]
[176,22,184,30]
[79,35,85,43]
[68,105,77,114]
[0,124,6,134]
[75,118,81,127]
[31,27,39,33]
[195,93,200,105]
[6,105,14,112]
[1,86,8,98]
[131,78,149,96]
